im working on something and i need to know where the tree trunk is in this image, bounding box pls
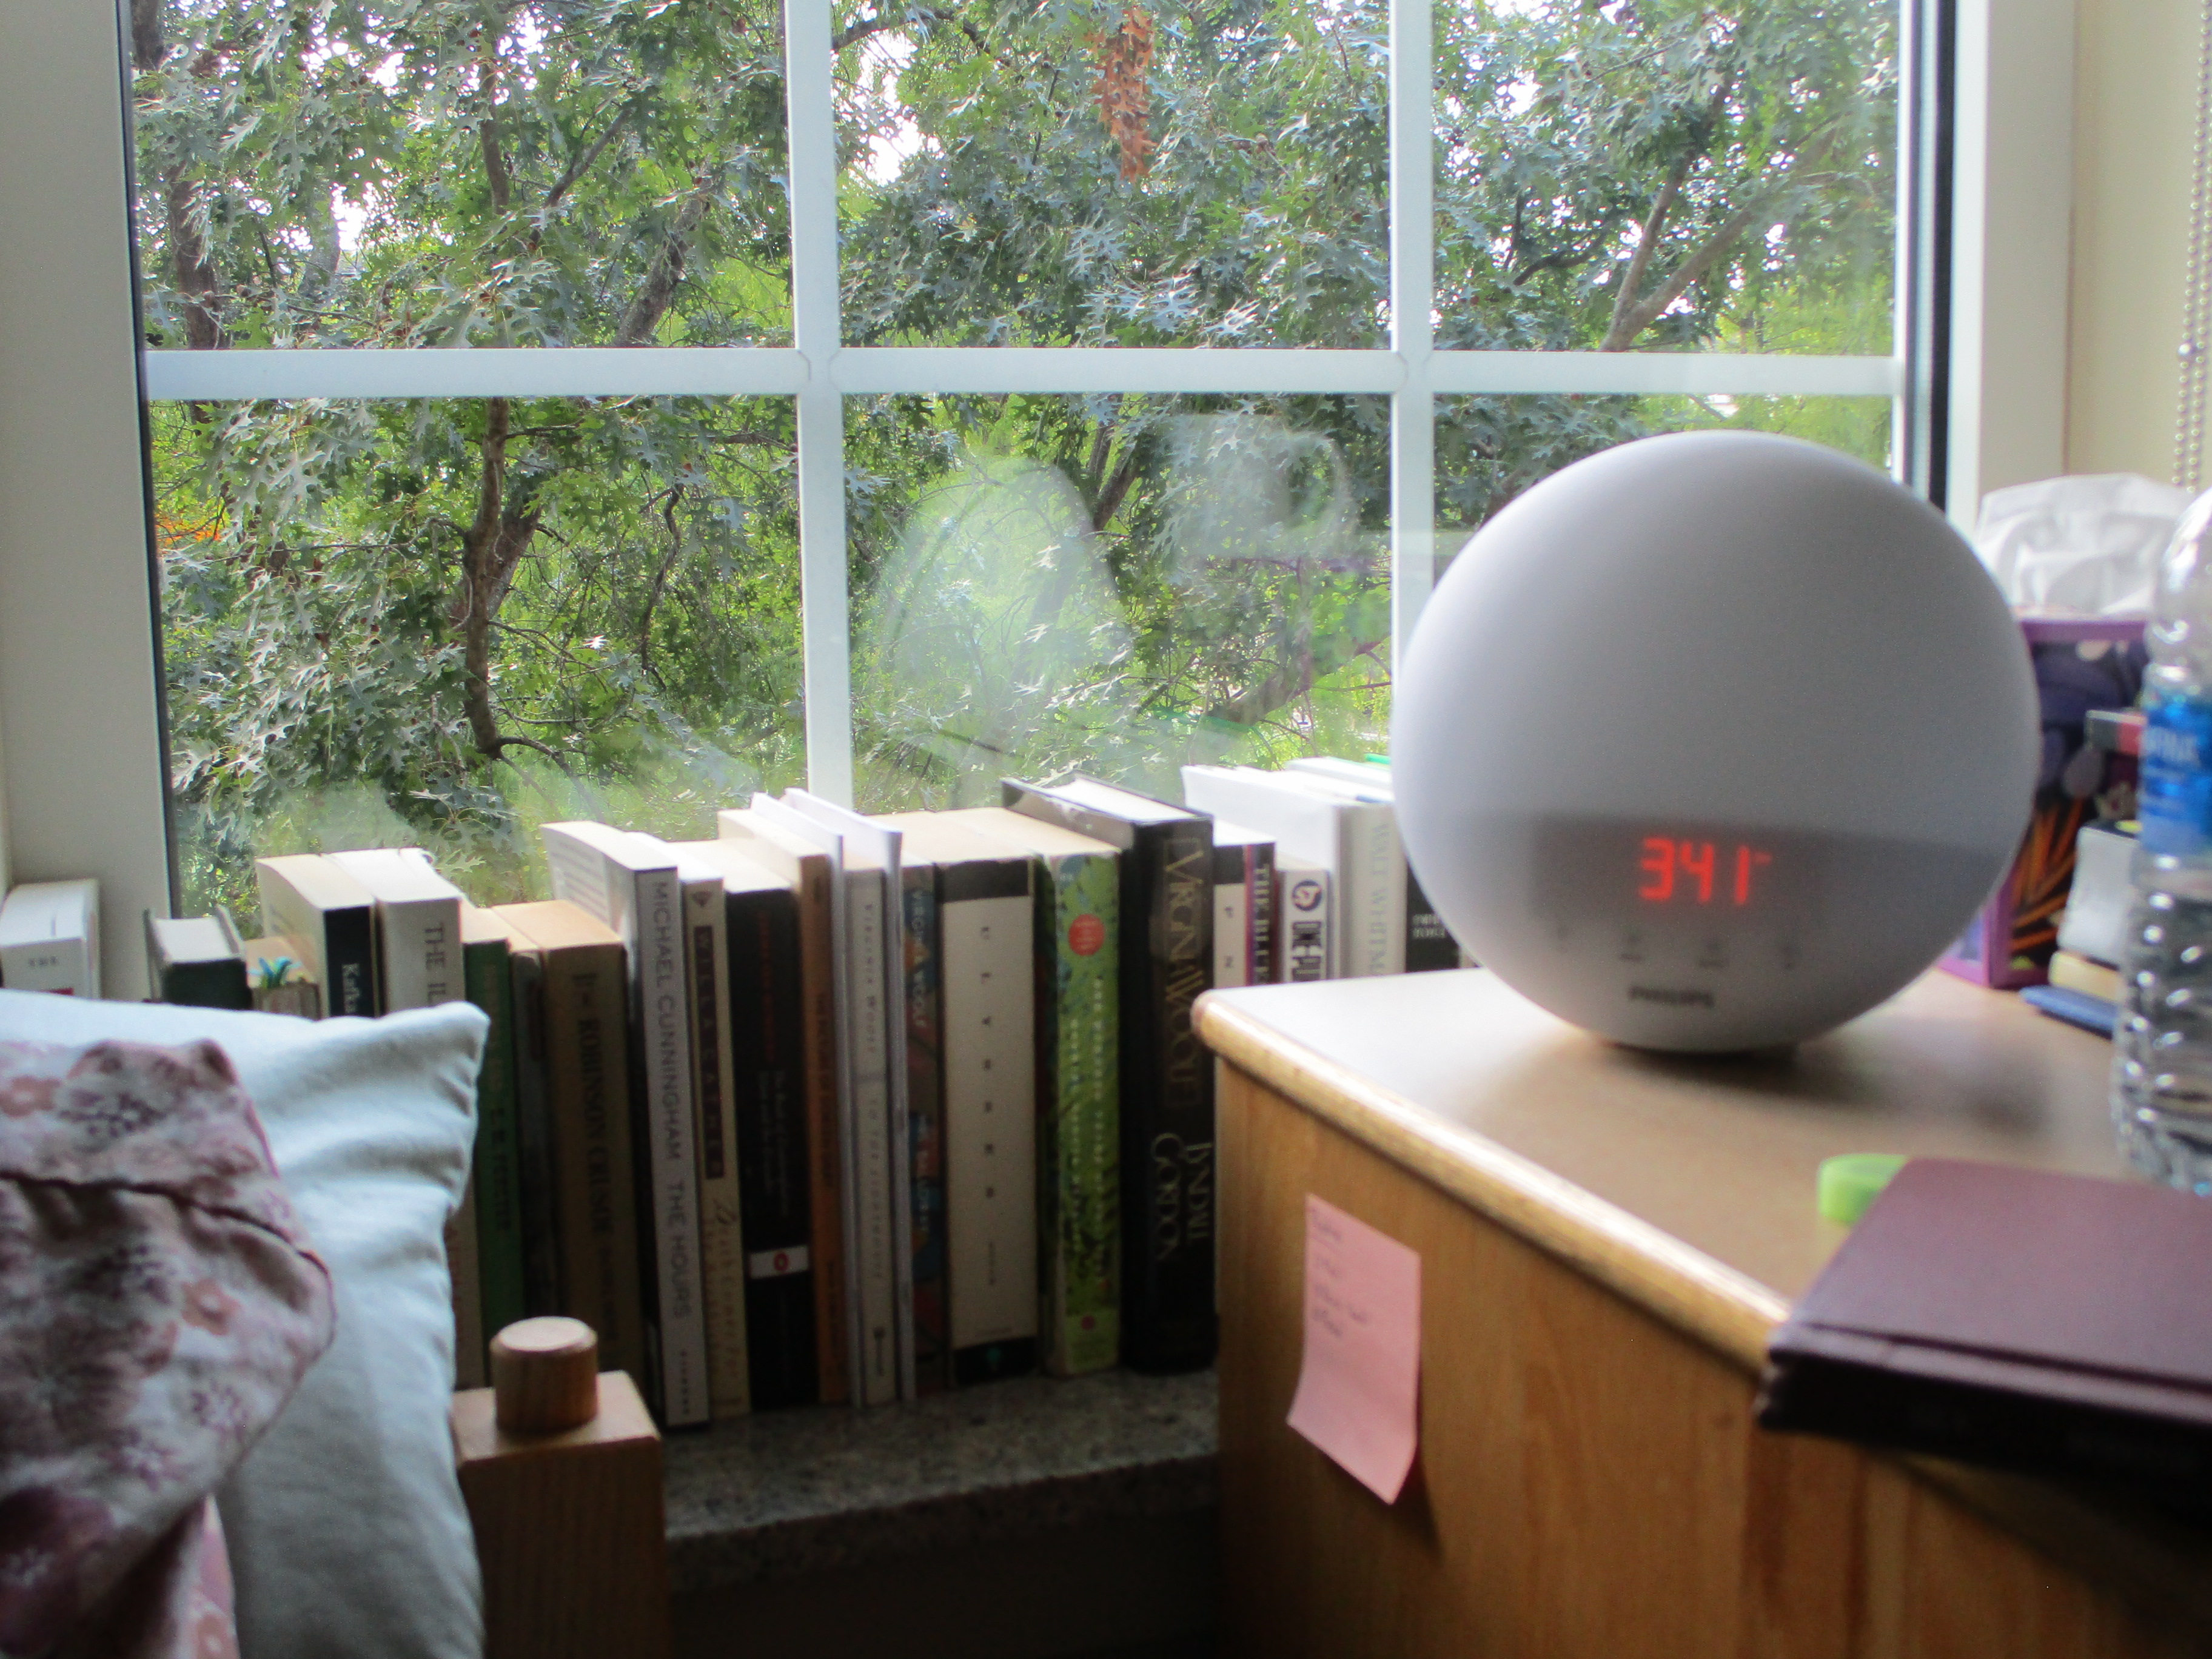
[454,398,546,760]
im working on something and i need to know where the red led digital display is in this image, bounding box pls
[1638,837,1772,907]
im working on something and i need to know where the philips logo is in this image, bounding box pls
[1628,984,1715,1009]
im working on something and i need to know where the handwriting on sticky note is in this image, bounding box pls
[1285,1193,1421,1503]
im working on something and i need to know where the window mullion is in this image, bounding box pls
[786,0,854,805]
[1389,0,1436,680]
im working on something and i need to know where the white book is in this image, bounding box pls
[779,790,910,1405]
[636,836,750,1419]
[538,821,711,1429]
[885,815,1040,1377]
[1275,855,1333,984]
[328,848,464,1010]
[0,878,99,997]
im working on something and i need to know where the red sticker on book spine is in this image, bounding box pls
[1068,914,1105,956]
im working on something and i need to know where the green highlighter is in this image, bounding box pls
[1818,1153,1909,1225]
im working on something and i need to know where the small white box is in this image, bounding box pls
[2057,824,2136,968]
[0,878,100,997]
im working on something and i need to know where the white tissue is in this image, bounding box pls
[1972,472,2194,617]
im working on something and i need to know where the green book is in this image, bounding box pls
[463,907,528,1347]
[950,808,1122,1376]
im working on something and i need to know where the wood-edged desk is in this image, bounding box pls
[1198,969,2212,1658]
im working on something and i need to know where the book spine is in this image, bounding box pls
[465,936,528,1344]
[943,860,1038,1386]
[1122,820,1216,1372]
[1247,842,1276,985]
[845,871,899,1406]
[1404,863,1458,973]
[378,897,461,1010]
[507,951,563,1315]
[326,901,378,1016]
[544,943,648,1387]
[900,867,951,1396]
[688,884,751,1418]
[796,866,850,1406]
[447,1185,486,1389]
[634,867,711,1427]
[1212,844,1250,989]
[730,889,818,1410]
[1039,851,1120,1377]
[1341,807,1403,977]
[1278,866,1332,983]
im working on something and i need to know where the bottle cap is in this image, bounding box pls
[1817,1154,1909,1226]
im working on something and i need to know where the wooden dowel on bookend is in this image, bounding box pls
[491,1316,600,1433]
[452,1319,670,1659]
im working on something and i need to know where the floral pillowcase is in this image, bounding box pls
[0,1036,335,1659]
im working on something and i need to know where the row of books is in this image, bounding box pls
[224,760,1457,1425]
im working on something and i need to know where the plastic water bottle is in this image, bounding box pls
[2113,488,2212,1191]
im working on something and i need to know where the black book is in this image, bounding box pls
[1003,772,1216,1373]
[144,911,252,1010]
[1405,866,1460,973]
[677,839,821,1410]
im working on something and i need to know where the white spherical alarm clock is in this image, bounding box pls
[1392,431,2037,1052]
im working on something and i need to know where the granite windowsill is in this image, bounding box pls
[664,1369,1219,1594]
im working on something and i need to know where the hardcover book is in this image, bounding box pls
[494,900,649,1389]
[1003,773,1215,1374]
[883,814,1037,1387]
[539,823,710,1428]
[1282,757,1456,971]
[328,847,463,1010]
[256,856,377,1016]
[719,808,851,1406]
[1182,765,1400,979]
[460,905,527,1364]
[1208,822,1276,989]
[1758,1159,2212,1505]
[673,837,821,1410]
[948,806,1123,1377]
[144,911,250,1010]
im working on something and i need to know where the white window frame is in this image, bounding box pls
[0,0,2070,992]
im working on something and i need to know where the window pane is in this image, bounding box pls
[1432,391,1894,561]
[155,396,800,916]
[1434,0,1899,355]
[130,1,791,349]
[837,4,1389,347]
[849,392,1393,809]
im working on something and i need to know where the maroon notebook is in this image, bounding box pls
[1756,1158,2212,1505]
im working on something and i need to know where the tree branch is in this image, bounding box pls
[615,181,716,346]
[1601,162,1685,350]
[478,50,512,214]
[637,487,685,685]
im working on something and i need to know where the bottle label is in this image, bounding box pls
[2140,691,2212,856]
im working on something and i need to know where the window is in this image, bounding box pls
[132,0,1912,914]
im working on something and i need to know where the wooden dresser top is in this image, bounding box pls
[1198,970,2212,1618]
[1197,968,2125,1374]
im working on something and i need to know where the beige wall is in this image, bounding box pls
[0,0,175,992]
[2066,0,2201,481]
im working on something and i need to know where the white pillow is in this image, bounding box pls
[0,991,488,1659]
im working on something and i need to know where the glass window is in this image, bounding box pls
[153,394,800,913]
[1435,0,1899,356]
[133,0,1916,860]
[850,391,1391,807]
[130,0,792,348]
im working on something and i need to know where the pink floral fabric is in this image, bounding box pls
[0,1038,334,1659]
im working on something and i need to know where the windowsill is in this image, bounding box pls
[665,1368,1218,1595]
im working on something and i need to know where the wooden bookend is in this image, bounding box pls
[452,1324,669,1659]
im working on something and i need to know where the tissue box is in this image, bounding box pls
[1942,617,2145,989]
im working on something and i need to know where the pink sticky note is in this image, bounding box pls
[1285,1193,1421,1503]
